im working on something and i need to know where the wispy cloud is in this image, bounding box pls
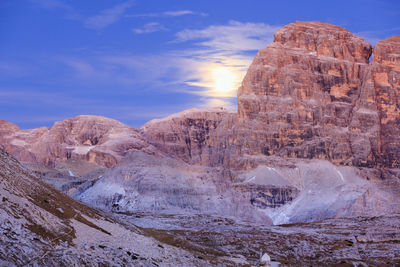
[30,0,81,20]
[84,1,134,30]
[164,10,195,16]
[63,59,95,77]
[30,0,70,9]
[357,27,400,46]
[59,21,279,110]
[126,9,207,18]
[0,61,35,78]
[170,21,280,98]
[61,20,279,108]
[175,20,279,51]
[133,22,167,34]
[31,0,134,28]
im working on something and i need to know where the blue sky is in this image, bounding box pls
[1,0,399,129]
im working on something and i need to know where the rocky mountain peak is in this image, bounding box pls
[0,115,158,168]
[0,22,398,170]
[273,21,372,62]
[373,35,400,70]
[237,21,399,168]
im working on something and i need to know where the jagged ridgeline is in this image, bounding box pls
[1,21,400,265]
[1,21,400,223]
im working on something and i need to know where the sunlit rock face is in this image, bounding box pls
[237,21,399,169]
[371,36,400,168]
[140,108,237,167]
[0,115,158,168]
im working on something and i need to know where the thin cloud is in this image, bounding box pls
[0,61,35,78]
[171,21,280,98]
[30,0,81,20]
[357,26,400,46]
[63,59,95,77]
[58,21,280,110]
[30,0,70,9]
[133,22,167,34]
[164,10,195,16]
[85,1,133,30]
[126,10,206,18]
[175,20,279,51]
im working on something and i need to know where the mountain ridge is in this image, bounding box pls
[1,21,399,226]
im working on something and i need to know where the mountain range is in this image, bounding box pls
[1,21,399,266]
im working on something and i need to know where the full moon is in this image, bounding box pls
[212,67,236,94]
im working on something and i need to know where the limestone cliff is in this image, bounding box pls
[140,108,236,167]
[372,36,400,168]
[236,21,399,168]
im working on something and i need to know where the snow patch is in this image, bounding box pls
[75,146,95,155]
[244,176,256,183]
[10,139,27,146]
[56,208,64,213]
[68,170,75,177]
[66,145,95,155]
[355,108,378,115]
[105,183,126,195]
[336,170,345,182]
[81,182,126,201]
[108,132,130,139]
[272,192,307,225]
[266,166,282,177]
[266,166,279,174]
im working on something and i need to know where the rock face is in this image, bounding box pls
[0,115,158,168]
[372,36,400,168]
[141,108,236,167]
[233,184,298,208]
[237,21,399,168]
[74,151,271,223]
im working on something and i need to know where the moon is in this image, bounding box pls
[212,67,236,95]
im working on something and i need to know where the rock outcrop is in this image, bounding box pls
[238,21,370,166]
[141,108,236,167]
[0,115,158,168]
[371,36,400,168]
[74,151,271,223]
[236,21,399,169]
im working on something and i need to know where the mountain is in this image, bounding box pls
[0,21,399,225]
[72,151,271,223]
[0,148,208,266]
[236,21,399,169]
[140,107,236,167]
[0,115,159,168]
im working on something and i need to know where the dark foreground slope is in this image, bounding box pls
[0,149,205,266]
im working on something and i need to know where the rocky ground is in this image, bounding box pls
[2,144,400,266]
[126,212,400,266]
[0,149,207,266]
